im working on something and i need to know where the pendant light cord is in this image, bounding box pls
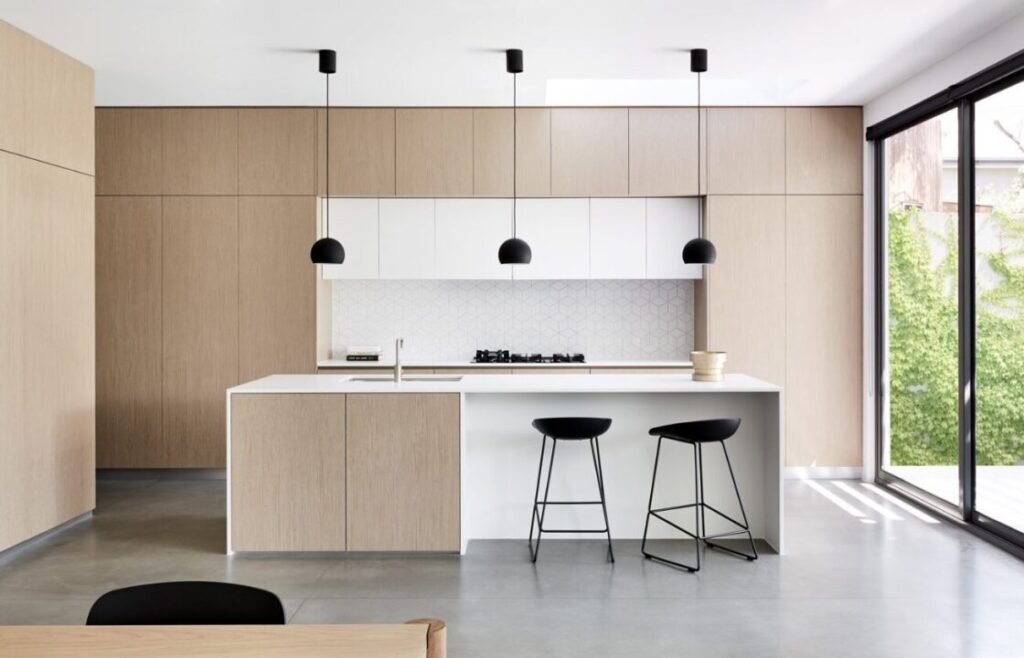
[696,69,702,240]
[512,70,518,238]
[325,71,331,238]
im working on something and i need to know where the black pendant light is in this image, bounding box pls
[498,48,532,265]
[682,48,716,265]
[310,49,346,265]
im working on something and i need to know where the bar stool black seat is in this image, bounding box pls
[529,417,614,563]
[642,418,758,573]
[86,581,285,625]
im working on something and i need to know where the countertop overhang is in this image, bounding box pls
[229,373,780,395]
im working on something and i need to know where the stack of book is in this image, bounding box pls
[345,346,382,362]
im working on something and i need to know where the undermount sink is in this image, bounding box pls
[347,375,463,383]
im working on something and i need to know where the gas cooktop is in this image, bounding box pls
[473,350,586,364]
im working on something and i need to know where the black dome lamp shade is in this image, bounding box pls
[498,48,532,265]
[682,48,716,265]
[311,49,345,265]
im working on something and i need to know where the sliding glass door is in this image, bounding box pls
[873,50,1024,551]
[974,80,1024,535]
[879,109,961,505]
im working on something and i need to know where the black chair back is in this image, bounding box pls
[86,581,285,625]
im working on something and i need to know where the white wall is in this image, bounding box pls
[861,13,1024,480]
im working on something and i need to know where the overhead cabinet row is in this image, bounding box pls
[96,106,862,197]
[322,197,702,280]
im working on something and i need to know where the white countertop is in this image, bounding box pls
[317,359,693,369]
[229,373,779,395]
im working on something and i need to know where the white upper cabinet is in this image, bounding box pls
[590,198,646,279]
[379,199,435,279]
[435,199,513,280]
[513,198,590,280]
[323,196,700,280]
[323,198,379,279]
[646,197,702,279]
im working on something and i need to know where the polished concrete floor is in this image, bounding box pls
[1,476,1023,657]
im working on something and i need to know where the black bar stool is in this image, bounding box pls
[641,418,757,572]
[528,417,614,563]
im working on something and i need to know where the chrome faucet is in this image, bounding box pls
[394,337,404,383]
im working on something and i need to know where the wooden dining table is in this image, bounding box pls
[0,624,432,658]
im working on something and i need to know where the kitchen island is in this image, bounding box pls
[226,373,783,555]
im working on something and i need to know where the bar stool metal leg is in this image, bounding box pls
[528,435,558,563]
[703,440,758,561]
[589,437,614,563]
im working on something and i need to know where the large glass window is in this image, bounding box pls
[974,80,1024,534]
[880,110,961,504]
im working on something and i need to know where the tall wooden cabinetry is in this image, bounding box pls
[96,109,317,468]
[696,106,863,467]
[0,20,95,552]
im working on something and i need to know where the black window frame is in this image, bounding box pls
[868,47,1024,557]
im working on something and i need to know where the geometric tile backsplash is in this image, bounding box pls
[332,279,694,361]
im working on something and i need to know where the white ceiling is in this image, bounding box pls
[2,0,1022,107]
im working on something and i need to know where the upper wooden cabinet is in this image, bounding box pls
[472,108,551,196]
[238,109,316,195]
[786,107,863,194]
[96,196,163,468]
[162,109,238,195]
[707,108,786,194]
[239,196,317,382]
[0,20,94,175]
[318,108,396,196]
[551,108,628,196]
[96,109,163,195]
[628,108,704,196]
[162,196,239,467]
[396,109,473,196]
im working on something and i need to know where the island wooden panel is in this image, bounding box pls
[162,196,239,467]
[95,109,163,194]
[550,108,628,196]
[785,107,863,194]
[162,108,238,195]
[707,108,786,194]
[317,108,397,196]
[346,393,460,551]
[702,196,787,385]
[0,20,94,175]
[786,195,863,466]
[0,624,431,658]
[238,108,317,195]
[231,394,346,551]
[96,197,163,468]
[628,108,704,196]
[239,196,317,381]
[396,109,473,196]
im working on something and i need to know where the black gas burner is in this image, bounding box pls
[474,349,585,364]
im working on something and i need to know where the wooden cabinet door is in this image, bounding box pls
[161,109,238,195]
[396,109,473,196]
[162,196,239,467]
[707,108,785,194]
[785,195,862,466]
[95,109,163,195]
[785,107,863,194]
[238,109,317,195]
[551,108,628,196]
[96,196,163,467]
[318,108,396,196]
[628,108,703,196]
[590,197,645,279]
[231,394,346,551]
[702,196,786,384]
[239,196,317,382]
[472,108,551,197]
[346,394,460,551]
